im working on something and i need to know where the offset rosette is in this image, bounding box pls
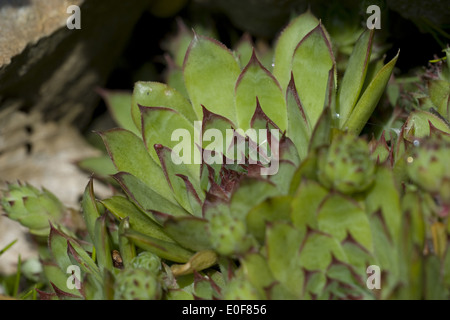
[406,133,450,204]
[318,134,376,194]
[1,182,66,236]
[114,268,162,300]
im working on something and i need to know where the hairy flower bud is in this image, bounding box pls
[131,251,161,274]
[114,268,162,300]
[318,134,376,194]
[208,212,253,256]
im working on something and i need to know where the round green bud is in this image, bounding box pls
[318,134,376,194]
[130,251,161,274]
[406,134,450,203]
[208,212,253,256]
[114,268,162,300]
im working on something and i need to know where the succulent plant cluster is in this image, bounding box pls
[1,11,450,300]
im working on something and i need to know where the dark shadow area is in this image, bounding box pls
[385,10,445,73]
[103,3,237,91]
[0,0,31,9]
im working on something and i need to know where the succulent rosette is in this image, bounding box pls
[2,10,450,300]
[406,132,450,204]
[318,133,376,194]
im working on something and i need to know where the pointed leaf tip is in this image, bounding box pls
[183,33,240,122]
[250,97,281,130]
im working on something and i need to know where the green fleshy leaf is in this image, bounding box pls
[83,273,105,300]
[49,225,74,272]
[396,194,425,299]
[288,149,319,195]
[278,135,301,166]
[367,210,399,297]
[404,110,450,138]
[266,222,304,298]
[93,214,113,273]
[118,218,136,268]
[268,160,297,195]
[177,174,203,217]
[360,59,384,96]
[326,261,363,288]
[424,256,447,299]
[291,179,328,233]
[113,172,189,218]
[131,82,198,131]
[308,107,331,151]
[81,179,102,242]
[140,106,198,168]
[428,80,450,118]
[98,89,139,135]
[161,215,211,252]
[241,253,276,298]
[235,51,287,131]
[337,29,374,127]
[401,190,426,247]
[317,194,373,252]
[209,270,226,291]
[273,11,319,92]
[249,99,281,132]
[267,282,298,300]
[286,75,311,160]
[100,128,175,204]
[102,269,115,300]
[322,263,369,299]
[443,242,450,288]
[193,277,214,299]
[66,239,101,280]
[246,195,292,243]
[292,23,335,129]
[365,166,402,245]
[123,229,194,263]
[101,196,174,243]
[299,230,348,271]
[230,177,280,219]
[183,34,241,124]
[49,282,83,300]
[154,144,202,214]
[201,106,236,159]
[12,211,50,234]
[173,272,195,290]
[303,271,327,299]
[42,262,82,297]
[369,133,390,163]
[324,65,337,125]
[166,289,195,300]
[343,51,399,135]
[341,237,374,275]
